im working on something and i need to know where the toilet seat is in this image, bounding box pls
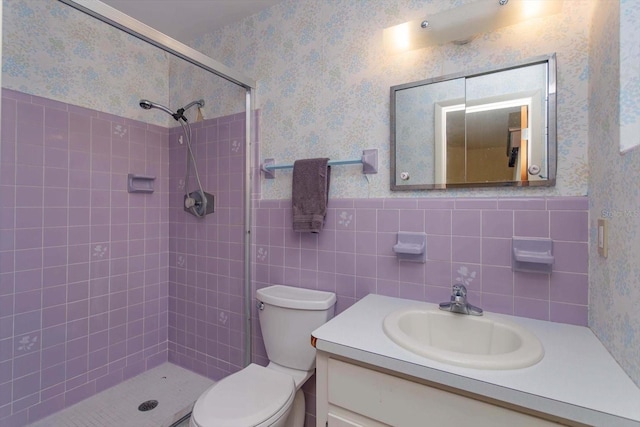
[191,364,295,427]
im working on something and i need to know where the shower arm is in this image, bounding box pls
[174,100,205,122]
[182,99,205,111]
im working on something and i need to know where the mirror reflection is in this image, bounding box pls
[391,54,556,190]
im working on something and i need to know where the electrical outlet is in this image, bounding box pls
[597,218,608,258]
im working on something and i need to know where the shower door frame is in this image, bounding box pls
[57,0,256,367]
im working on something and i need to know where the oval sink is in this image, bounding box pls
[383,308,544,370]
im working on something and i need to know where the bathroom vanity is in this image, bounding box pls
[312,295,640,427]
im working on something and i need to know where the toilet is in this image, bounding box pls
[189,285,337,427]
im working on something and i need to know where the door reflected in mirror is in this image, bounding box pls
[391,54,556,190]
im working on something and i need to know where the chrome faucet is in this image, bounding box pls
[439,284,483,316]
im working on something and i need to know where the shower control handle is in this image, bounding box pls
[184,197,196,209]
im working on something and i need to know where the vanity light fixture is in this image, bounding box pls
[383,0,563,53]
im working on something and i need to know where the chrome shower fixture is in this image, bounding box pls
[139,99,176,117]
[181,99,205,111]
[139,99,205,122]
[139,97,213,219]
[172,99,205,122]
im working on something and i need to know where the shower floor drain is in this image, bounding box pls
[138,400,159,412]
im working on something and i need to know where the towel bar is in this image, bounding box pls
[261,149,378,179]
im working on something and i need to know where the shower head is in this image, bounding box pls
[139,99,153,110]
[139,98,206,122]
[139,99,177,118]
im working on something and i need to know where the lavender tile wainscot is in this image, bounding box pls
[251,196,588,339]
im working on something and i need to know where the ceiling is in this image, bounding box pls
[100,0,281,44]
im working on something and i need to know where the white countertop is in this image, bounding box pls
[312,294,640,427]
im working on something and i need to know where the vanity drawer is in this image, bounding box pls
[327,410,387,427]
[327,359,562,427]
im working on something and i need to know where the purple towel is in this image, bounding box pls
[292,158,331,233]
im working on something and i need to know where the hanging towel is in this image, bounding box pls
[292,158,331,233]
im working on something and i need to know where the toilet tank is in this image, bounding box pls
[257,285,336,372]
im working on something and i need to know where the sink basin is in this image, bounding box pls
[383,308,544,370]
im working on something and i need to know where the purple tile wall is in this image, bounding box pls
[0,89,169,426]
[251,196,589,359]
[167,112,250,380]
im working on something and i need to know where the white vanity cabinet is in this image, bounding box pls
[311,295,640,427]
[315,352,566,427]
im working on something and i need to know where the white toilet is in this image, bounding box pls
[189,285,337,427]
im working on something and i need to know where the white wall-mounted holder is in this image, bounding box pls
[127,174,156,193]
[261,149,378,179]
[512,237,554,273]
[393,232,427,263]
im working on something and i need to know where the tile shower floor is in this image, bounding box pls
[30,363,213,427]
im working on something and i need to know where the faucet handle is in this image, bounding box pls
[440,284,483,316]
[452,284,467,297]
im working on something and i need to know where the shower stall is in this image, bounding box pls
[0,0,255,424]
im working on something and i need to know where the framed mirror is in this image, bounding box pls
[391,54,556,190]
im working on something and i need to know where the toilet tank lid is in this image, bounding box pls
[257,285,336,310]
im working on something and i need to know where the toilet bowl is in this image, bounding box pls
[189,364,295,427]
[189,285,336,427]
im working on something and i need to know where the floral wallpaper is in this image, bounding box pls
[2,0,247,128]
[619,0,640,153]
[192,0,595,199]
[2,0,595,198]
[2,0,250,130]
[589,0,640,387]
[2,0,171,127]
[168,55,247,124]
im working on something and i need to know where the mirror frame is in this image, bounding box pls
[390,53,557,191]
